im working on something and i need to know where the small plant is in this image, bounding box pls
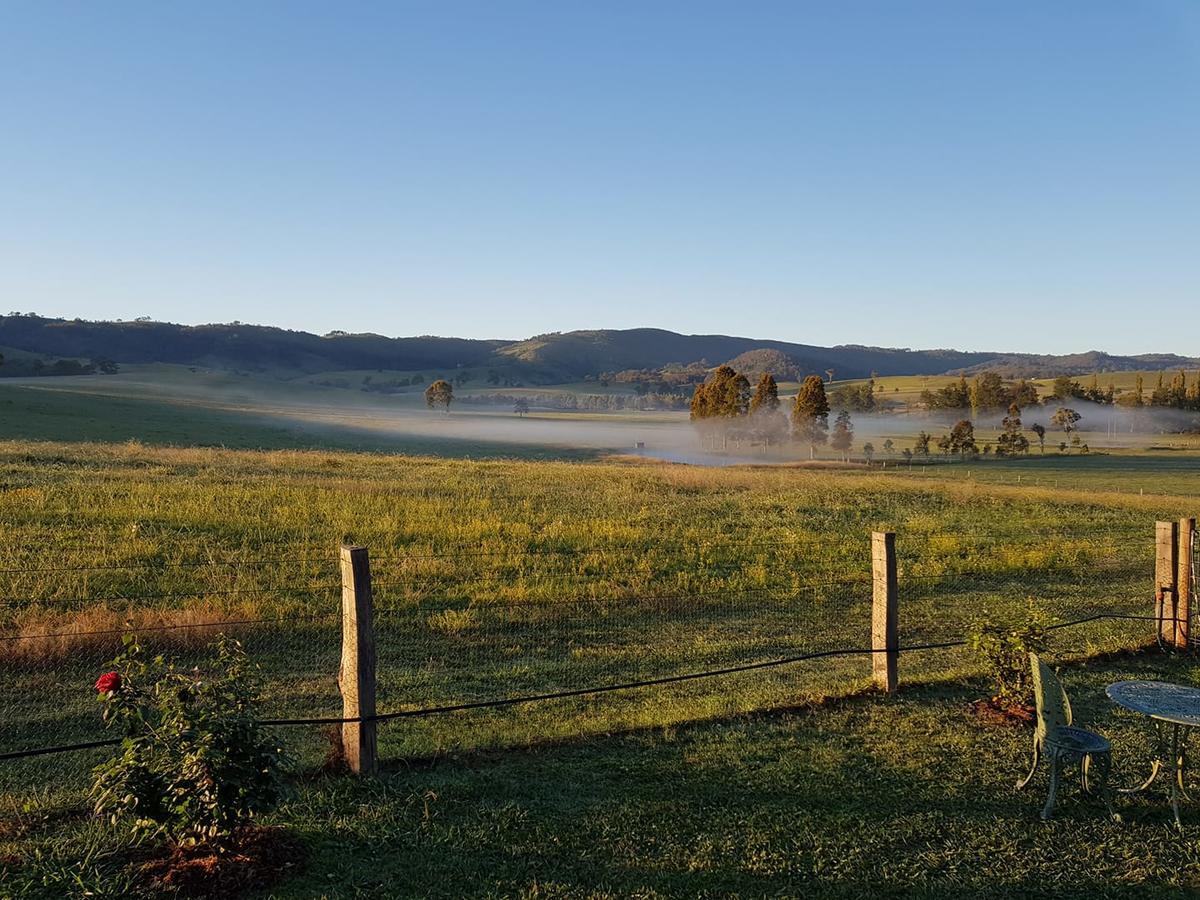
[91,635,288,850]
[966,602,1052,709]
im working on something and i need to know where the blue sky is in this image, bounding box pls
[1,2,1197,355]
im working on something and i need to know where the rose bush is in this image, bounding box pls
[91,635,289,850]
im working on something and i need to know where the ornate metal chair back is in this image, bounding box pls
[1030,652,1072,743]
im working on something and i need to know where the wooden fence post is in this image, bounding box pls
[1178,518,1195,650]
[872,531,898,693]
[1156,521,1179,649]
[339,544,377,775]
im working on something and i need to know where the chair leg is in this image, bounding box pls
[1042,755,1061,820]
[1017,736,1041,790]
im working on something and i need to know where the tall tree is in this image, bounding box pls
[792,375,830,459]
[748,372,786,445]
[948,419,977,458]
[830,410,854,461]
[424,379,454,412]
[996,403,1030,456]
[1051,407,1081,435]
[749,373,780,414]
[1030,422,1046,454]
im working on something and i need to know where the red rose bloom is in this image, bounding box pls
[95,672,121,694]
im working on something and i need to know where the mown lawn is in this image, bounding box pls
[6,650,1200,897]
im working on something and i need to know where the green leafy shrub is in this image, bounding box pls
[91,635,288,849]
[966,603,1052,707]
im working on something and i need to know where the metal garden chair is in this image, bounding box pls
[1016,653,1117,820]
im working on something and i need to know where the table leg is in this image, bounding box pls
[1171,724,1185,830]
[1178,730,1194,803]
[1120,721,1166,794]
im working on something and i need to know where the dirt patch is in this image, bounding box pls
[138,827,306,898]
[967,698,1035,727]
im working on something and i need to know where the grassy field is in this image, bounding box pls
[0,375,1196,896]
[0,440,1185,777]
[9,652,1200,897]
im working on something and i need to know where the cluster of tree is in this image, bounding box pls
[0,355,118,377]
[921,373,1039,412]
[1045,370,1200,413]
[1148,370,1200,411]
[688,368,854,459]
[902,405,1087,460]
[594,363,708,395]
[360,373,426,394]
[829,379,877,412]
[1050,374,1116,404]
[689,366,789,449]
[485,369,524,387]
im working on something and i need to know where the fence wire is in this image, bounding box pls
[0,527,1167,799]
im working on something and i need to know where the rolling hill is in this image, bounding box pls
[2,315,1195,384]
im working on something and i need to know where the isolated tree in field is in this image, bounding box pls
[749,373,780,414]
[1030,422,1046,454]
[948,419,977,458]
[792,375,830,458]
[425,379,454,412]
[513,398,530,417]
[825,368,835,384]
[882,438,894,457]
[862,441,875,464]
[830,410,854,461]
[1051,407,1081,436]
[996,404,1029,456]
[914,430,932,457]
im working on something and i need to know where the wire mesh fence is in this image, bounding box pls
[0,523,1175,803]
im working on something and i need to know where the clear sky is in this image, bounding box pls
[1,2,1197,355]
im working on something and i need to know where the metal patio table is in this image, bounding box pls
[1107,680,1200,828]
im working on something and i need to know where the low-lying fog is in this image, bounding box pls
[16,373,1195,464]
[254,394,1198,463]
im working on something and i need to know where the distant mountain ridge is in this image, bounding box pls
[1,315,1195,382]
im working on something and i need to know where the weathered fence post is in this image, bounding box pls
[872,531,898,693]
[339,544,377,775]
[1156,521,1180,649]
[1178,518,1195,650]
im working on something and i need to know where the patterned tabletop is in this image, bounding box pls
[1107,681,1200,727]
